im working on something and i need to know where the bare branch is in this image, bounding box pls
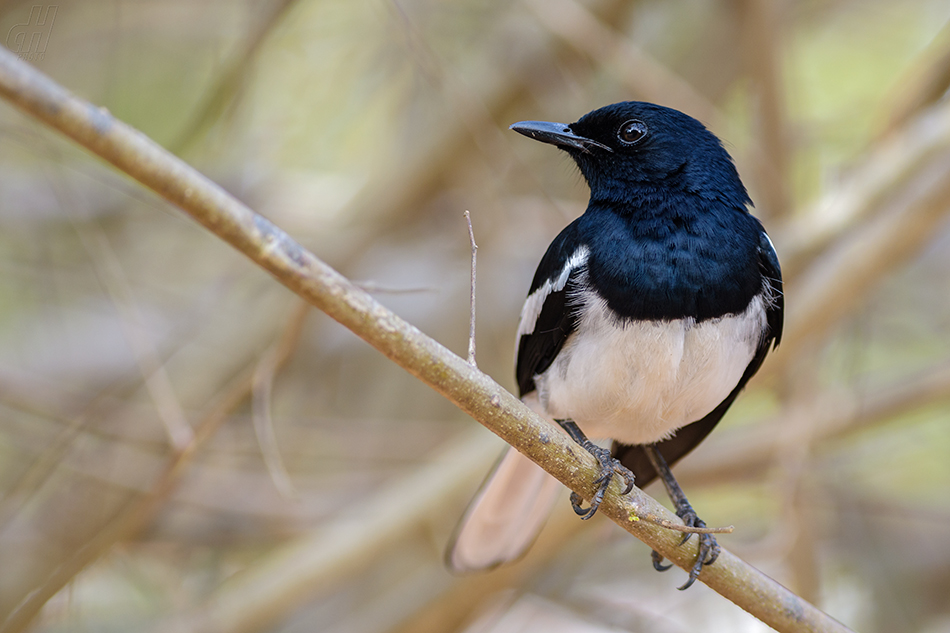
[251,310,304,500]
[0,49,853,633]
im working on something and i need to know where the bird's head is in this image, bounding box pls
[510,101,751,209]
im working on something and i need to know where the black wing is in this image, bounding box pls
[516,220,587,397]
[613,229,784,485]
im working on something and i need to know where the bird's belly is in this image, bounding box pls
[536,293,766,445]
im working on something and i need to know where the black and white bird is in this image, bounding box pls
[447,101,784,589]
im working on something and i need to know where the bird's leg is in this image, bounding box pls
[555,419,635,520]
[644,444,720,590]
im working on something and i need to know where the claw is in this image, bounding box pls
[678,564,701,591]
[617,466,635,495]
[705,539,722,566]
[642,444,722,590]
[570,491,596,519]
[557,420,636,521]
[675,515,719,590]
[568,441,635,520]
[651,550,672,572]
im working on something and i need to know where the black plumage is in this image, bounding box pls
[448,101,783,589]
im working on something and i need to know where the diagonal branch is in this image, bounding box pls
[0,48,853,633]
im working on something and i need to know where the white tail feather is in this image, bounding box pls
[446,446,562,572]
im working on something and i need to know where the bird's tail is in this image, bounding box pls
[445,444,562,572]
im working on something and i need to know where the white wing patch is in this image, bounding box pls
[516,245,590,346]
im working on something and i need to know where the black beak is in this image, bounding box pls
[509,120,613,154]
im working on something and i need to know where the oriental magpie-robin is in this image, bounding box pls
[447,101,783,589]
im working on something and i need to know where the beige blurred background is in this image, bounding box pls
[0,0,949,631]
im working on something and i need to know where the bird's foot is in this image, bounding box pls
[567,439,635,520]
[643,444,720,590]
[652,504,720,590]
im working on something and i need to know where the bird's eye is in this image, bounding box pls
[618,119,647,145]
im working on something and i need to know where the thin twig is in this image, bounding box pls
[630,509,735,534]
[655,520,735,535]
[0,48,853,633]
[251,329,300,500]
[353,281,436,294]
[72,223,195,450]
[464,210,478,366]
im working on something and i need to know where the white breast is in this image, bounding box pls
[534,288,767,445]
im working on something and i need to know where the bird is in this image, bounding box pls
[446,101,783,589]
